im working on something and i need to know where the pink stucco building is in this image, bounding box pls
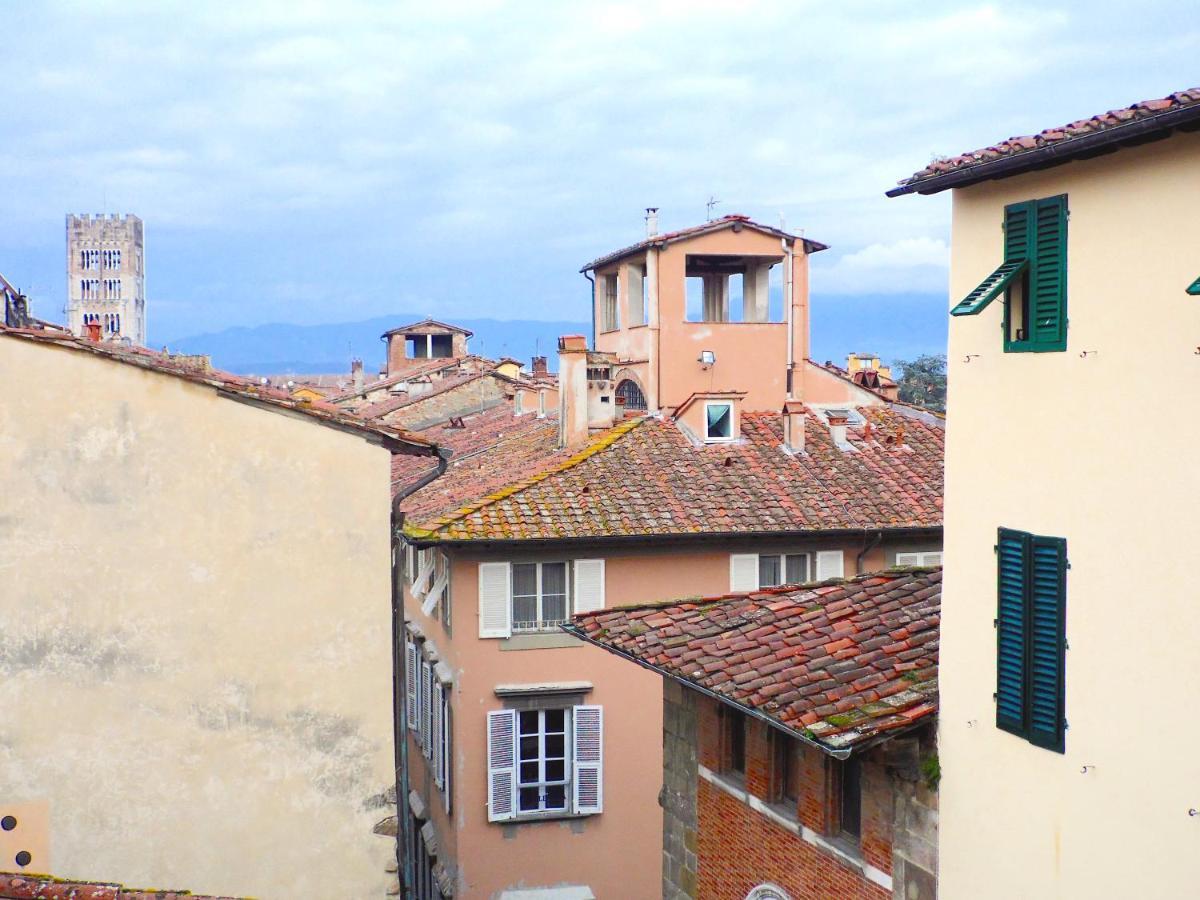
[393,216,944,899]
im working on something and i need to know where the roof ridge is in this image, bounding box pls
[405,417,644,539]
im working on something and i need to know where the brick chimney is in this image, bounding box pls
[351,357,364,392]
[783,401,805,453]
[531,356,548,376]
[558,335,589,448]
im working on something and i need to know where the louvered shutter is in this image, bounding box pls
[815,550,844,581]
[995,528,1028,734]
[730,554,758,592]
[950,259,1027,316]
[421,660,433,757]
[1027,535,1067,752]
[572,705,603,815]
[573,559,605,614]
[423,567,448,617]
[412,550,434,597]
[431,683,443,788]
[443,702,453,813]
[478,562,512,638]
[486,709,517,822]
[1028,196,1068,350]
[895,552,921,566]
[405,637,418,730]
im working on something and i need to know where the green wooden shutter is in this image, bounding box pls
[1003,200,1034,261]
[950,202,1033,317]
[995,528,1028,734]
[1028,196,1068,350]
[1188,276,1200,296]
[1027,536,1067,752]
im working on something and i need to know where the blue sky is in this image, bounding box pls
[1,1,1195,347]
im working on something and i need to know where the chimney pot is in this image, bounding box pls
[645,207,659,238]
[532,355,548,375]
[783,401,806,453]
[85,321,102,342]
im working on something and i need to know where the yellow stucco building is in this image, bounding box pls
[890,88,1200,896]
[0,325,436,897]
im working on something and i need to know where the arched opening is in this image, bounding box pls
[615,378,646,411]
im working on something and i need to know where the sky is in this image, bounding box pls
[1,1,1196,345]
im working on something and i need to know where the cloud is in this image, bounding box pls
[815,238,949,295]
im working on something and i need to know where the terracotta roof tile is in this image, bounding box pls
[401,405,943,541]
[892,87,1200,195]
[569,568,940,754]
[0,872,245,899]
[0,324,436,455]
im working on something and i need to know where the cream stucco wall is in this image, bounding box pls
[0,337,399,898]
[939,131,1200,898]
[404,534,940,899]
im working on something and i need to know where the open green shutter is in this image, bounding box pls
[1027,536,1067,752]
[995,528,1028,734]
[951,203,1033,317]
[1188,276,1200,296]
[1028,196,1068,350]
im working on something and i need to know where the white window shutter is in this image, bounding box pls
[895,552,921,567]
[442,699,452,812]
[413,550,434,597]
[486,709,517,822]
[431,683,443,788]
[405,638,418,730]
[730,554,759,592]
[478,562,512,638]
[925,552,943,566]
[573,705,603,815]
[573,559,606,614]
[423,568,448,617]
[421,660,433,757]
[816,550,845,581]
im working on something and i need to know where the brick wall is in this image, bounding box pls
[675,692,937,900]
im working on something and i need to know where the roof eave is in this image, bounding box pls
[580,223,829,272]
[888,103,1200,197]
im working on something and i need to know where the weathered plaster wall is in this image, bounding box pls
[0,337,397,898]
[940,130,1200,897]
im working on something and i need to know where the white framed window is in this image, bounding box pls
[601,273,619,332]
[488,705,602,822]
[512,561,569,632]
[895,550,942,567]
[704,401,735,443]
[537,389,546,418]
[731,550,842,592]
[514,391,524,415]
[478,560,605,639]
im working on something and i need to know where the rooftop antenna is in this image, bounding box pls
[706,196,721,220]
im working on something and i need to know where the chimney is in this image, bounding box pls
[783,401,805,453]
[557,334,589,449]
[531,355,548,376]
[84,321,102,342]
[827,410,850,447]
[351,357,364,391]
[645,207,659,238]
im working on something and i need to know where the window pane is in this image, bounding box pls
[512,563,537,597]
[542,593,567,624]
[841,758,862,838]
[542,563,567,596]
[544,708,565,732]
[519,735,539,760]
[513,595,538,627]
[519,710,538,734]
[545,760,565,782]
[519,761,538,784]
[545,785,567,810]
[785,554,808,583]
[545,734,565,758]
[758,555,781,588]
[519,787,540,812]
[706,403,732,438]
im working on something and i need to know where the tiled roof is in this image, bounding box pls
[392,403,561,508]
[567,568,940,756]
[581,215,829,272]
[380,317,473,337]
[0,325,436,455]
[890,87,1200,196]
[0,872,245,899]
[402,405,943,542]
[327,356,479,404]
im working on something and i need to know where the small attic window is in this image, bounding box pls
[704,401,735,443]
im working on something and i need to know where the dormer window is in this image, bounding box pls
[704,401,735,442]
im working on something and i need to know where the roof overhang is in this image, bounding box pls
[888,102,1200,197]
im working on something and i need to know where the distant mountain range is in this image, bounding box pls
[163,293,946,376]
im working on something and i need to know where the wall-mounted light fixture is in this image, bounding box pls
[698,350,716,368]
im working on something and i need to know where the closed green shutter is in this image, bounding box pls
[1188,276,1200,296]
[1028,196,1068,350]
[995,528,1028,734]
[1027,536,1067,752]
[1003,200,1034,261]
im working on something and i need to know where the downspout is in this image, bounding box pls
[583,270,596,349]
[856,529,884,575]
[391,447,449,898]
[783,238,795,400]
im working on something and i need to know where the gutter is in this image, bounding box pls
[564,623,853,760]
[887,104,1200,197]
[390,447,449,898]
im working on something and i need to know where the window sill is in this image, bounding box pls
[496,811,597,826]
[501,632,581,651]
[598,327,620,335]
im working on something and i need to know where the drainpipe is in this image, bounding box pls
[583,270,596,349]
[782,238,795,400]
[856,529,883,575]
[391,447,449,898]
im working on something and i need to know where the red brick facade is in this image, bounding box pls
[695,697,893,900]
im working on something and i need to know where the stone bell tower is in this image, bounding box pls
[66,214,146,345]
